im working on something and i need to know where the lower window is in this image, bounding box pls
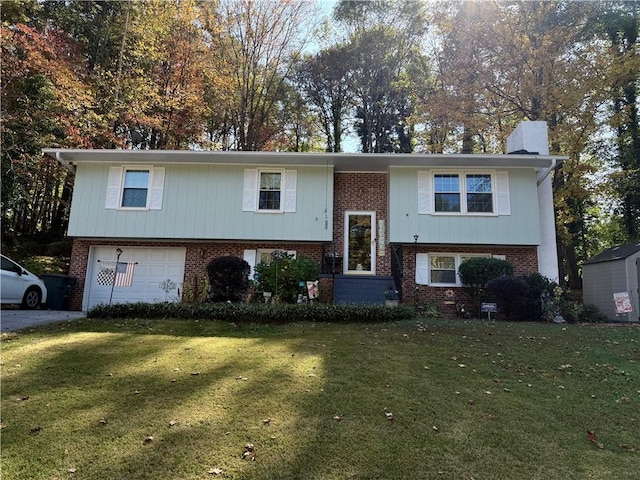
[416,253,491,286]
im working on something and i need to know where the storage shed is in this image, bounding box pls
[583,243,640,322]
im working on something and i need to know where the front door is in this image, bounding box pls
[344,211,375,274]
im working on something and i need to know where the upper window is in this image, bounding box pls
[466,174,493,213]
[243,169,297,213]
[259,172,282,211]
[121,169,150,208]
[434,174,461,213]
[432,172,494,214]
[105,166,165,211]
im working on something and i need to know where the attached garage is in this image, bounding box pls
[83,246,186,310]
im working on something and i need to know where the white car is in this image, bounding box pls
[1,254,48,309]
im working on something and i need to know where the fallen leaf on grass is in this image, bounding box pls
[208,467,224,475]
[242,443,256,460]
[587,430,604,449]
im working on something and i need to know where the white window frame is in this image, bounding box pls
[258,169,285,212]
[432,171,496,216]
[105,165,165,211]
[416,252,491,286]
[121,167,151,209]
[243,169,297,213]
[420,170,510,217]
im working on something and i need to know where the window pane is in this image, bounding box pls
[260,172,281,190]
[466,174,491,193]
[431,256,455,269]
[431,269,457,284]
[434,174,459,193]
[435,193,461,212]
[122,188,148,207]
[259,191,281,210]
[124,170,149,188]
[467,193,493,212]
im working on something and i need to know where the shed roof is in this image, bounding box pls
[584,243,640,265]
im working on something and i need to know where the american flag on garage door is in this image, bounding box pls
[114,262,136,287]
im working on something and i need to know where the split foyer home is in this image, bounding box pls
[44,121,564,311]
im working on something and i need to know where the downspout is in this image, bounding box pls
[537,158,557,186]
[55,152,76,174]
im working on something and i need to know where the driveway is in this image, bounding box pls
[1,309,86,333]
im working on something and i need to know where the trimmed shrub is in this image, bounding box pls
[485,275,532,321]
[87,302,416,323]
[254,251,318,303]
[458,257,514,312]
[206,256,250,302]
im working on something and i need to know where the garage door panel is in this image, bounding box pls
[86,247,186,310]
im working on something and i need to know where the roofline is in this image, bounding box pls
[44,149,567,173]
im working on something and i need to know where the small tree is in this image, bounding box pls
[254,251,318,303]
[206,256,250,302]
[458,257,514,313]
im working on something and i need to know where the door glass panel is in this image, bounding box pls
[347,214,372,272]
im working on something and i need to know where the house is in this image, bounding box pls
[583,243,640,322]
[44,121,564,311]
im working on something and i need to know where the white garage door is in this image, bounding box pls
[85,246,186,310]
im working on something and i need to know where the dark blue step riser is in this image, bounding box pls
[333,275,396,305]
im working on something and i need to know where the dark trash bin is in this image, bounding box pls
[41,274,77,310]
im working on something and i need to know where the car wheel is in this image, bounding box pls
[21,287,42,309]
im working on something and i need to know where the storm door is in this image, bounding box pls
[344,211,376,274]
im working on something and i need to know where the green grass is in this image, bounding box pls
[1,318,639,479]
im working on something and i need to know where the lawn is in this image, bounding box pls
[1,317,639,479]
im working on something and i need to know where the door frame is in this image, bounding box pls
[343,210,376,275]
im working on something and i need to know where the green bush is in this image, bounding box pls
[87,302,416,323]
[458,257,514,311]
[206,256,250,302]
[485,275,532,321]
[254,251,318,303]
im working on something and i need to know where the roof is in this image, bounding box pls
[584,243,640,265]
[44,149,566,173]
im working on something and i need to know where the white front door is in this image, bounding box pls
[344,211,376,274]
